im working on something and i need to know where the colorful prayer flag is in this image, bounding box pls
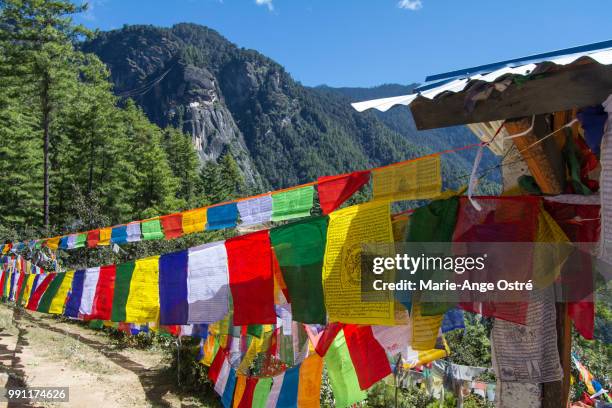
[251,377,272,408]
[48,271,75,314]
[237,195,272,226]
[74,233,87,249]
[90,265,116,320]
[26,273,55,311]
[372,155,442,202]
[182,208,207,234]
[270,216,328,324]
[46,236,60,250]
[98,227,112,246]
[126,222,141,242]
[159,251,188,325]
[271,186,314,222]
[207,203,238,230]
[141,219,164,241]
[325,329,367,407]
[80,267,101,317]
[111,262,135,322]
[317,170,370,214]
[297,353,324,408]
[161,213,183,239]
[226,230,275,325]
[343,324,392,389]
[187,241,230,324]
[37,273,66,313]
[64,270,85,318]
[86,230,100,248]
[125,256,160,323]
[111,225,128,244]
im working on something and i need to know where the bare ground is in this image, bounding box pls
[0,304,213,408]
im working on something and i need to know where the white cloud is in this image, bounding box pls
[81,0,107,21]
[397,0,423,11]
[255,0,274,11]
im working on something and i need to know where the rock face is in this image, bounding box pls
[84,23,492,191]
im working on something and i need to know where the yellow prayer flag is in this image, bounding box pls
[533,207,571,287]
[182,208,207,234]
[46,236,60,250]
[322,202,395,325]
[49,271,75,314]
[411,303,443,351]
[233,376,247,408]
[125,256,160,323]
[298,353,324,408]
[98,227,112,246]
[372,155,442,202]
[21,274,37,306]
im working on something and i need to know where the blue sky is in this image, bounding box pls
[75,0,612,88]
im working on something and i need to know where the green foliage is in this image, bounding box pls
[199,151,246,203]
[445,313,493,367]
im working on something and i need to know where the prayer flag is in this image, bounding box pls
[271,186,314,222]
[344,324,392,389]
[74,233,87,249]
[111,225,128,244]
[159,251,188,325]
[48,271,75,314]
[80,267,101,317]
[161,213,183,239]
[317,170,370,214]
[277,364,299,408]
[21,274,36,307]
[187,241,230,324]
[26,273,55,311]
[66,234,77,249]
[270,216,328,324]
[251,377,272,408]
[233,376,247,408]
[125,256,160,323]
[182,208,207,234]
[208,347,226,383]
[322,202,395,325]
[46,236,60,250]
[64,270,85,318]
[59,236,69,249]
[237,195,272,226]
[207,203,238,230]
[90,265,116,320]
[126,222,141,242]
[141,219,164,241]
[226,230,275,325]
[37,273,66,313]
[111,262,135,322]
[441,308,465,333]
[236,377,258,408]
[372,155,442,202]
[98,227,112,246]
[86,230,100,248]
[325,329,367,407]
[297,353,324,408]
[411,303,443,351]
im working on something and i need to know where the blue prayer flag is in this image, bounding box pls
[159,251,189,325]
[64,270,86,318]
[207,203,238,230]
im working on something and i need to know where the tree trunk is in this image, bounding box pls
[42,71,51,230]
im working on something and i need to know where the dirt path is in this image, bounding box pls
[0,304,209,408]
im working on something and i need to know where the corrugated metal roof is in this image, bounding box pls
[352,42,612,113]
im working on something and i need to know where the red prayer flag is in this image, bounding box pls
[160,213,184,239]
[26,274,55,311]
[344,324,392,390]
[314,322,343,357]
[90,265,116,320]
[226,230,276,325]
[237,377,258,408]
[208,348,226,384]
[87,230,100,248]
[317,170,370,214]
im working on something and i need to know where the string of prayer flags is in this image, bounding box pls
[226,230,275,325]
[111,225,128,245]
[161,213,183,239]
[125,256,160,323]
[90,265,116,320]
[270,216,328,324]
[271,186,314,222]
[317,170,370,214]
[322,202,395,325]
[343,324,392,389]
[141,218,164,241]
[86,230,99,248]
[64,270,85,318]
[207,203,238,230]
[372,155,442,202]
[181,208,207,234]
[324,329,368,407]
[80,267,101,317]
[48,271,74,314]
[237,195,273,226]
[111,262,135,322]
[187,241,230,324]
[159,251,188,325]
[99,227,112,246]
[126,222,141,242]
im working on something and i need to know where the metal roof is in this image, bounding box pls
[351,41,612,115]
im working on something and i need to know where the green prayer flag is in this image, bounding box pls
[111,262,135,322]
[251,377,272,408]
[36,274,65,313]
[325,330,367,407]
[74,233,87,249]
[247,324,263,338]
[270,216,328,324]
[406,196,459,316]
[271,186,314,222]
[141,219,164,241]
